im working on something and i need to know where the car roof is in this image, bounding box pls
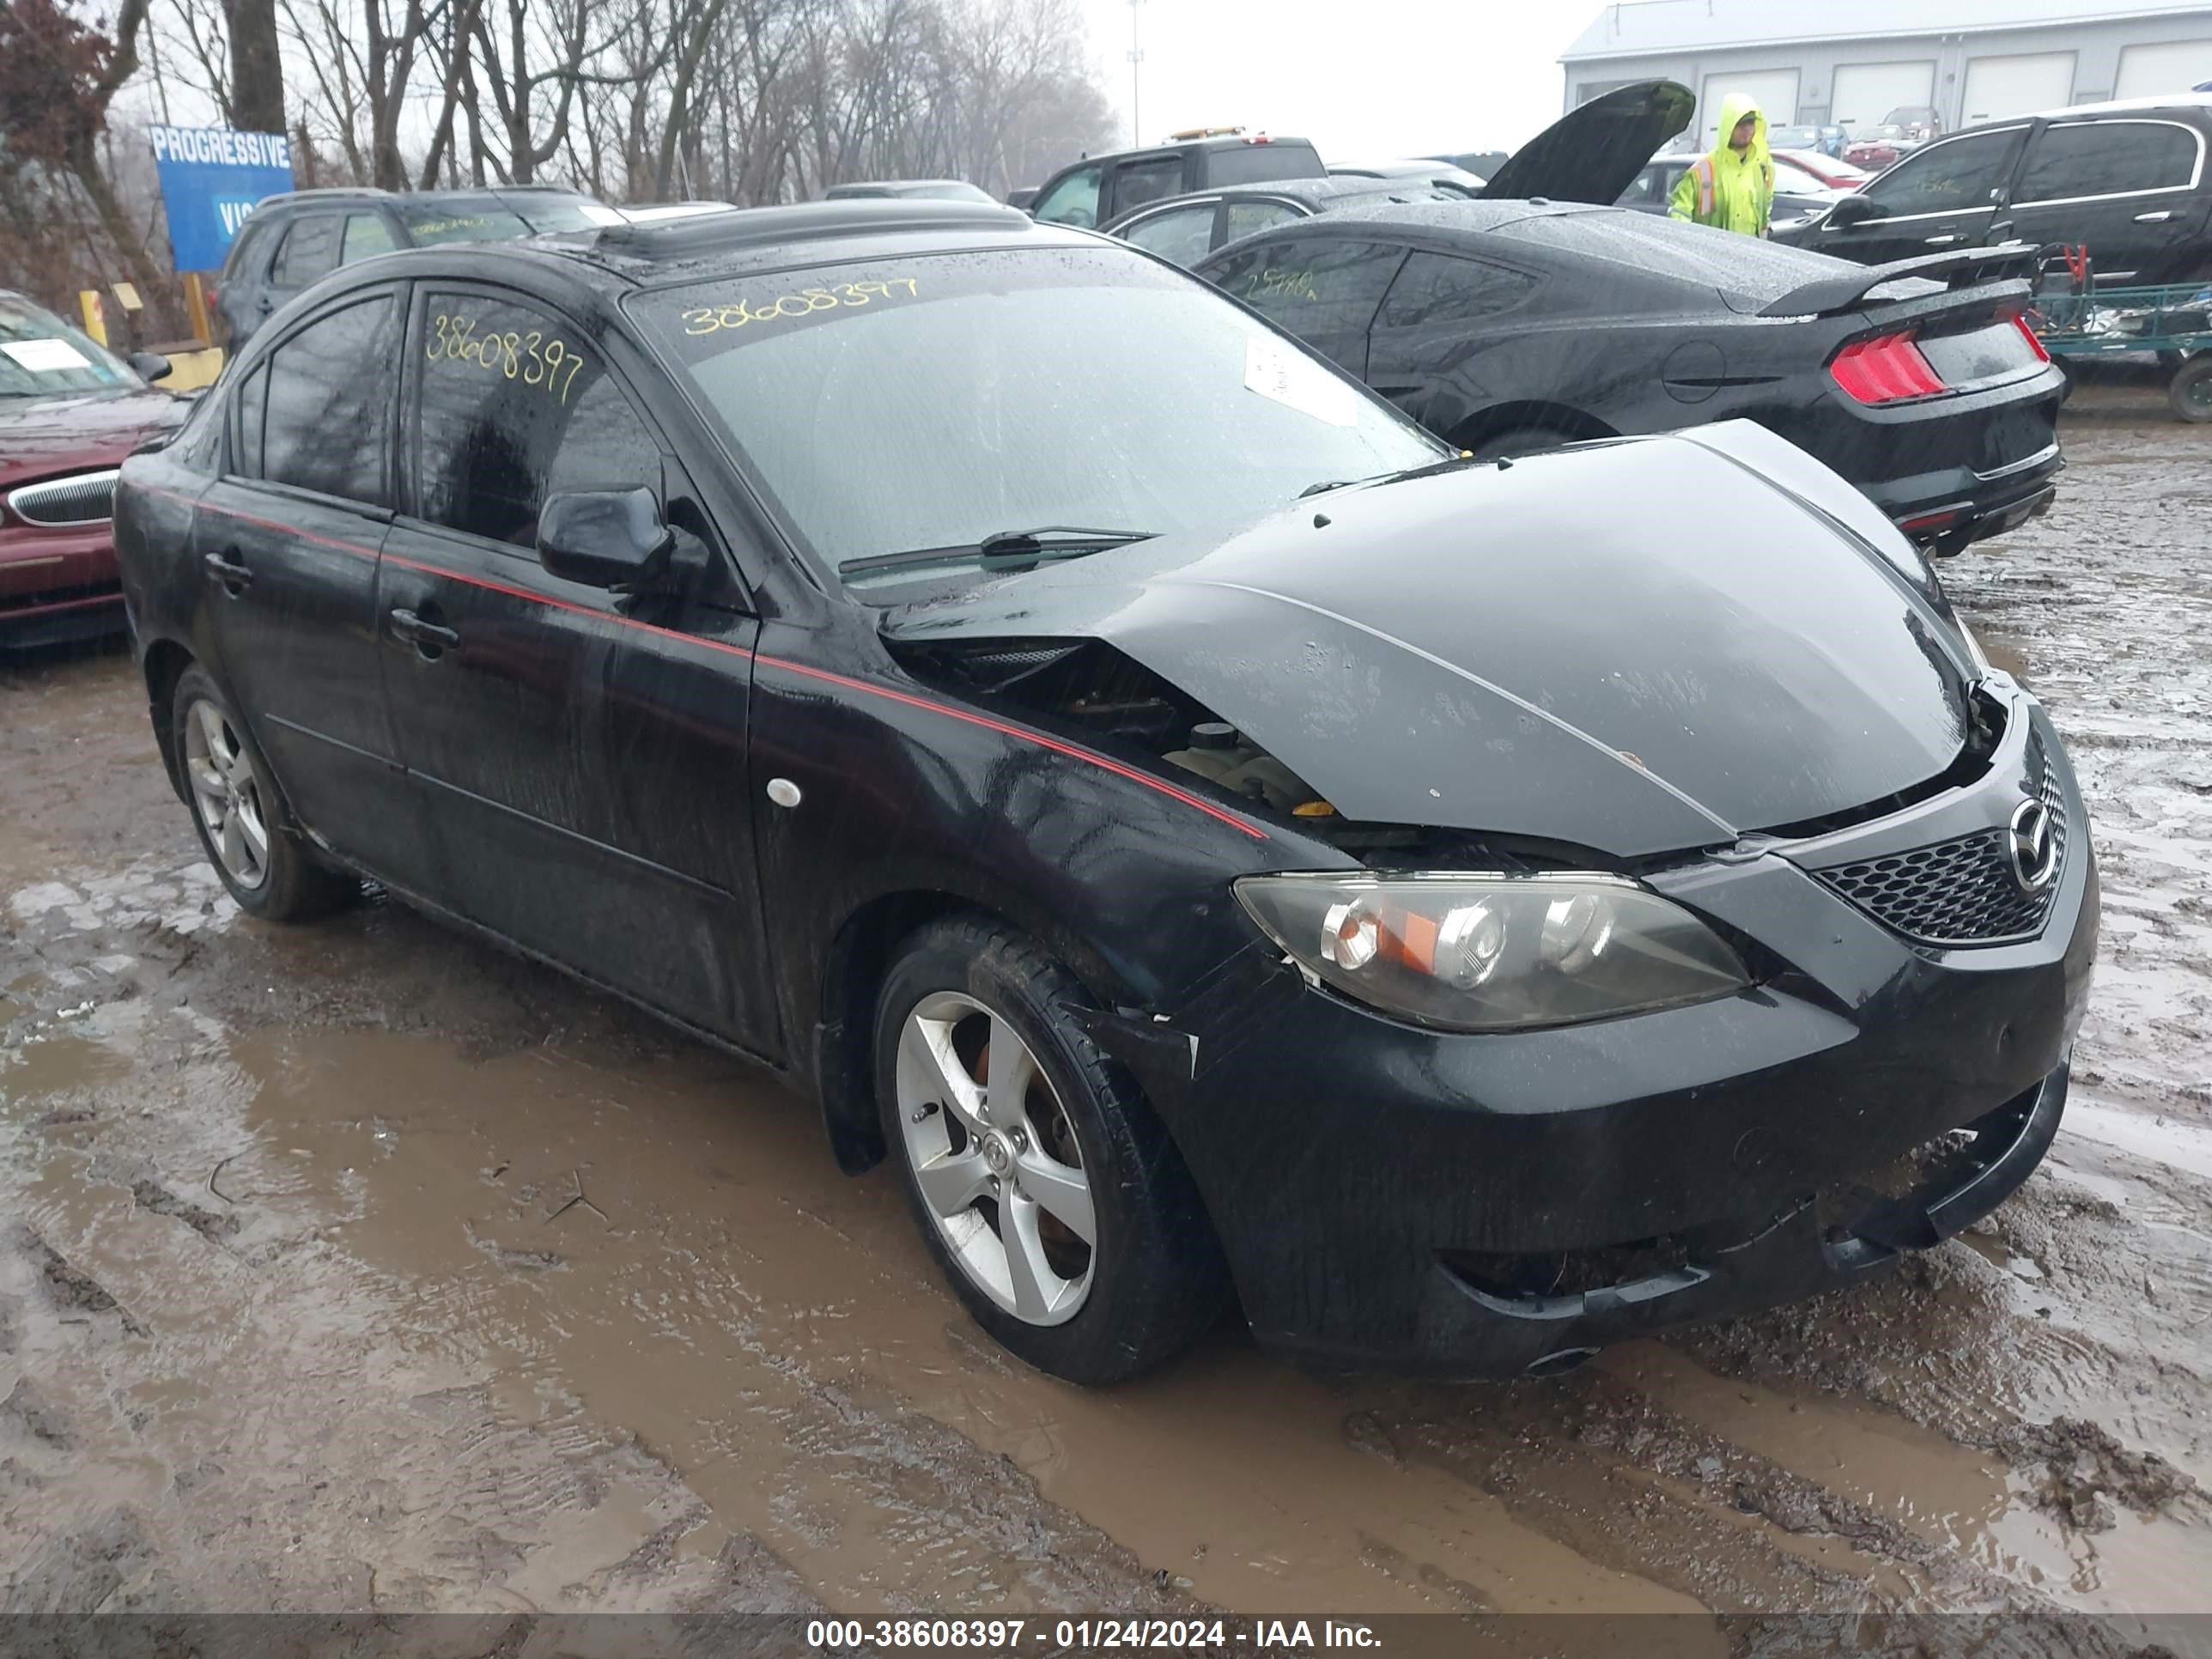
[1050,134,1318,175]
[1103,175,1440,228]
[368,199,1095,294]
[2022,92,2212,121]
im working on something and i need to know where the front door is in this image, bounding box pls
[377,284,778,1054]
[1365,250,1544,431]
[1815,125,2030,264]
[190,285,444,893]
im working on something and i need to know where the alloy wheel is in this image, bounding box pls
[894,990,1096,1325]
[182,698,271,890]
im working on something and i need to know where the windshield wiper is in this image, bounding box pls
[842,526,1158,577]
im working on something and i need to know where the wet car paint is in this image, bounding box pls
[112,209,2096,1376]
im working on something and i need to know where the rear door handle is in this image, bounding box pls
[388,606,460,657]
[1923,234,1962,246]
[202,550,253,594]
[2133,210,2174,224]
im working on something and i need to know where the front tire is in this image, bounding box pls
[875,916,1229,1383]
[171,666,356,921]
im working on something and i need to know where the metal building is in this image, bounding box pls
[1561,0,2212,145]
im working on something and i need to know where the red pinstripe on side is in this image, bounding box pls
[147,486,1267,840]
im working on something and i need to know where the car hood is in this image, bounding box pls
[884,422,1978,860]
[1480,81,1696,206]
[0,387,184,491]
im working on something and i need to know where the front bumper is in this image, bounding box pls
[0,526,126,649]
[1090,692,2099,1376]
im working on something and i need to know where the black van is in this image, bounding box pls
[1028,129,1326,229]
[1781,94,2212,283]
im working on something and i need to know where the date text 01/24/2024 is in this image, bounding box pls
[803,1621,1383,1651]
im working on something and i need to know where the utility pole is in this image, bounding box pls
[1127,0,1145,149]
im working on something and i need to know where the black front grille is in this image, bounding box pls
[1814,740,2067,948]
[6,469,118,527]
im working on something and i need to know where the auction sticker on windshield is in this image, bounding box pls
[1243,331,1360,426]
[3,339,94,373]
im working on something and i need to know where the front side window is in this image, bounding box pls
[2014,121,2200,203]
[273,216,342,287]
[1122,204,1218,266]
[1031,166,1102,228]
[415,293,661,548]
[341,214,398,264]
[1204,236,1406,338]
[260,295,398,504]
[1862,129,2021,215]
[635,249,1440,586]
[1376,252,1540,331]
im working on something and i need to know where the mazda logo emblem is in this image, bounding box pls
[2007,799,2060,895]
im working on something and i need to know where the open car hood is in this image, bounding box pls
[884,422,1978,860]
[1479,80,1695,205]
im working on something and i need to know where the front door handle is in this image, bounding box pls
[2134,210,2175,224]
[202,550,253,595]
[388,606,460,658]
[1923,233,1962,246]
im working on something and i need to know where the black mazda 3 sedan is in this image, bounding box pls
[112,201,2098,1383]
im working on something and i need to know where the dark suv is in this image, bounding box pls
[1028,129,1325,229]
[215,185,610,347]
[1785,94,2212,283]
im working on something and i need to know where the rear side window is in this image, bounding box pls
[1207,237,1406,337]
[2014,121,2201,203]
[1377,252,1540,330]
[1206,142,1325,186]
[273,216,342,287]
[1861,129,2021,215]
[1224,200,1302,240]
[260,295,398,505]
[341,214,398,263]
[1111,156,1187,216]
[413,293,661,549]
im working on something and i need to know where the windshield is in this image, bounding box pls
[0,295,140,398]
[635,246,1443,586]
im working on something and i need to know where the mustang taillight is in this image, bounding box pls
[1830,331,1946,404]
[2012,312,2052,362]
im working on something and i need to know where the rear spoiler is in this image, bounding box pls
[1758,242,2039,319]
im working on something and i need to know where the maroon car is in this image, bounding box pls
[3,291,188,649]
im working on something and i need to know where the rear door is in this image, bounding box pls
[378,283,777,1053]
[1201,234,1407,377]
[1814,124,2031,264]
[2006,118,2210,281]
[1104,154,1190,222]
[1365,250,1544,431]
[190,284,441,890]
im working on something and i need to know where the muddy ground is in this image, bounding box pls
[3,374,2209,1646]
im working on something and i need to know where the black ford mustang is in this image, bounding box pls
[114,201,2097,1384]
[1188,82,2068,557]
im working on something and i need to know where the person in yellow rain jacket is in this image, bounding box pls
[1669,93,1775,237]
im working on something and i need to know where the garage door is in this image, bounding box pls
[1829,60,1937,130]
[2115,39,2212,99]
[1698,70,1800,145]
[1960,52,2075,125]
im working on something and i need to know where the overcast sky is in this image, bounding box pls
[1073,0,1593,161]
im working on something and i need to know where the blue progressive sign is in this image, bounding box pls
[149,125,295,272]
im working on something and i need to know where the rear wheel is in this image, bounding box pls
[171,666,357,921]
[875,916,1229,1383]
[2169,356,2212,424]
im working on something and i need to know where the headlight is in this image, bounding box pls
[1233,872,1750,1032]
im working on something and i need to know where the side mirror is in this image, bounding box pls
[537,487,675,591]
[129,350,173,383]
[1826,193,1879,228]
